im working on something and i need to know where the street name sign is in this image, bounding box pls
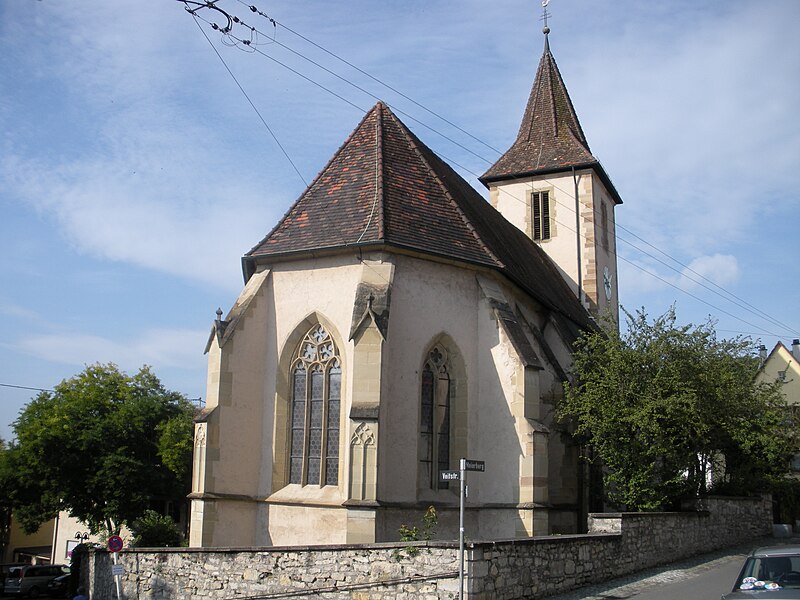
[440,470,460,482]
[464,459,485,472]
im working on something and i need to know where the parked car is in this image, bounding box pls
[45,573,70,598]
[3,564,69,598]
[0,564,27,595]
[722,546,800,599]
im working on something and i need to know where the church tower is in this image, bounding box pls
[480,26,621,322]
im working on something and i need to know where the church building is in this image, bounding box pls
[189,26,621,547]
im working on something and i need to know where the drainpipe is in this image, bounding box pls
[572,167,583,306]
[50,512,59,565]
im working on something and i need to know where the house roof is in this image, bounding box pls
[479,34,622,205]
[245,101,594,332]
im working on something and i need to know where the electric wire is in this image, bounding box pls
[236,0,504,156]
[0,382,53,393]
[181,1,796,341]
[191,10,493,167]
[190,12,308,186]
[213,12,794,338]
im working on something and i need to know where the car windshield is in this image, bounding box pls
[735,554,800,590]
[6,567,23,579]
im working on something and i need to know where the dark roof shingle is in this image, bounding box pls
[246,101,593,332]
[480,36,597,183]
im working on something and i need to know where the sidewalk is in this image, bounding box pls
[543,537,784,600]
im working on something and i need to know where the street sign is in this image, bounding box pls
[464,459,485,472]
[107,535,123,553]
[111,564,126,576]
[439,470,460,482]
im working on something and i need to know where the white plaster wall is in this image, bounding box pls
[490,169,620,323]
[268,505,349,546]
[379,255,526,510]
[265,255,367,488]
[474,302,526,505]
[197,250,584,546]
[378,254,480,504]
[205,300,268,498]
[198,255,368,547]
[491,173,583,295]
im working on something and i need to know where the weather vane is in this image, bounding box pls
[541,0,552,34]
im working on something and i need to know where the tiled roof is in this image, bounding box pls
[480,35,598,184]
[246,102,593,331]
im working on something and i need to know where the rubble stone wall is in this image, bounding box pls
[83,495,771,599]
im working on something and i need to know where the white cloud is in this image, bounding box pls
[619,253,739,302]
[570,1,800,259]
[679,254,739,290]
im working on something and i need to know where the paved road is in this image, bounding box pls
[544,538,785,600]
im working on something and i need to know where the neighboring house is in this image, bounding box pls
[757,339,800,473]
[757,340,800,407]
[189,26,622,547]
[3,512,103,565]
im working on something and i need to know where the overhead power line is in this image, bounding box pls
[0,382,53,393]
[188,9,308,186]
[178,0,797,341]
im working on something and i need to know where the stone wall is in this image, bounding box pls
[467,495,772,599]
[82,496,772,599]
[86,544,461,600]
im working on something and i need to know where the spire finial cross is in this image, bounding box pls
[540,0,552,35]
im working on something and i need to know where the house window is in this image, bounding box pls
[420,345,451,489]
[601,201,609,250]
[532,191,551,241]
[289,324,341,486]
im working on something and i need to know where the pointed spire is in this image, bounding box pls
[480,31,598,184]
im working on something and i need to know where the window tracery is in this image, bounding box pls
[420,344,451,489]
[289,324,341,486]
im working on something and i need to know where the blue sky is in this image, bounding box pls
[1,0,798,441]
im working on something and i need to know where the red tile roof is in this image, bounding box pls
[245,101,593,331]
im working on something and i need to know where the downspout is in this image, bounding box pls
[50,512,59,564]
[572,167,583,306]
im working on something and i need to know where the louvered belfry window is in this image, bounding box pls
[289,324,341,486]
[420,345,451,489]
[532,190,551,241]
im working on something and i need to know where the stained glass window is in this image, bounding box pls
[288,325,341,487]
[420,345,451,489]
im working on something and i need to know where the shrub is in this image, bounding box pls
[130,510,184,547]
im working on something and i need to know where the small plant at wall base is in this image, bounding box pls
[395,506,437,559]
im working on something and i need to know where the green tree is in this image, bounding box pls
[3,363,195,536]
[559,307,796,511]
[0,438,12,559]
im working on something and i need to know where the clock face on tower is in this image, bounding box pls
[603,266,612,300]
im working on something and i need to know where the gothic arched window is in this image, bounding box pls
[420,344,451,489]
[289,324,341,487]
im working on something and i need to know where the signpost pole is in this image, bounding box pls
[441,459,482,600]
[113,552,122,600]
[459,457,465,600]
[107,535,124,599]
